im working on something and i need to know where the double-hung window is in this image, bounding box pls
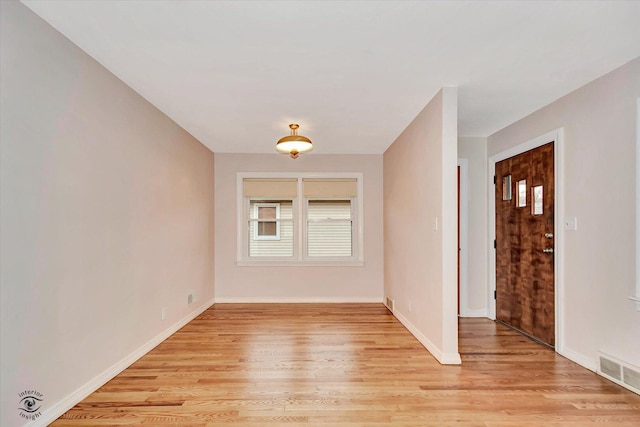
[237,173,363,265]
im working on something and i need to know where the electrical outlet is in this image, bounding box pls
[161,307,167,320]
[187,293,194,305]
[433,217,439,231]
[408,301,412,312]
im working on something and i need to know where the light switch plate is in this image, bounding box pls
[564,217,577,231]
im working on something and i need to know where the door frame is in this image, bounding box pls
[488,128,565,353]
[634,97,640,310]
[457,158,469,316]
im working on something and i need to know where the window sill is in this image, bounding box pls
[236,259,364,267]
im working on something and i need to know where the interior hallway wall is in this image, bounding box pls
[0,3,215,425]
[384,88,460,364]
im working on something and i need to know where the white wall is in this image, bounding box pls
[383,88,460,364]
[488,57,640,370]
[458,137,488,317]
[0,3,215,425]
[214,153,383,302]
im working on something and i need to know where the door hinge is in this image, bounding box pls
[493,239,497,249]
[494,290,497,300]
[493,175,497,185]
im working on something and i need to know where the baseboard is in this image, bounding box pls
[213,297,383,303]
[459,308,488,318]
[558,346,597,372]
[33,298,215,427]
[393,310,461,365]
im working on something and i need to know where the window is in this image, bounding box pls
[249,201,293,257]
[253,203,280,240]
[237,173,363,265]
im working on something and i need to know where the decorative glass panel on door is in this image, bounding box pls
[532,185,543,215]
[502,175,512,201]
[517,179,527,208]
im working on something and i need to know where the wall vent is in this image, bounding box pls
[623,366,640,391]
[385,297,394,312]
[598,353,640,396]
[599,356,621,380]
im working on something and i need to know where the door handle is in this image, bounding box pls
[544,233,553,239]
[542,248,554,253]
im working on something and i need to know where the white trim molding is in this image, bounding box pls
[635,97,640,311]
[214,297,382,303]
[487,128,565,353]
[562,346,598,372]
[457,158,471,317]
[34,299,215,427]
[393,310,461,365]
[462,308,489,318]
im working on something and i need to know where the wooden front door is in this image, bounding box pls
[495,142,555,346]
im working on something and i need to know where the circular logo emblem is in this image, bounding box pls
[18,390,44,421]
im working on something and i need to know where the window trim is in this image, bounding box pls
[236,172,364,266]
[252,203,281,241]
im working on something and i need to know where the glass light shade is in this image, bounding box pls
[275,137,313,153]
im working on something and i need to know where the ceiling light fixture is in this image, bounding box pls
[276,124,313,159]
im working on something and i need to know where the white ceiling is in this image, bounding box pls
[22,1,640,155]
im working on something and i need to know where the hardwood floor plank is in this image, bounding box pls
[51,304,640,426]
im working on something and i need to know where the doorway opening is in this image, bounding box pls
[457,159,469,316]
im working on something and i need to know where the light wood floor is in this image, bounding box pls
[53,304,640,426]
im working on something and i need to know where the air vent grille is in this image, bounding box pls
[598,353,640,396]
[599,356,621,380]
[385,297,394,312]
[623,366,640,391]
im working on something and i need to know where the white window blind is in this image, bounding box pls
[306,200,352,257]
[243,178,297,198]
[302,178,357,198]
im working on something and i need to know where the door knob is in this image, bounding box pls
[542,248,554,253]
[544,233,553,239]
